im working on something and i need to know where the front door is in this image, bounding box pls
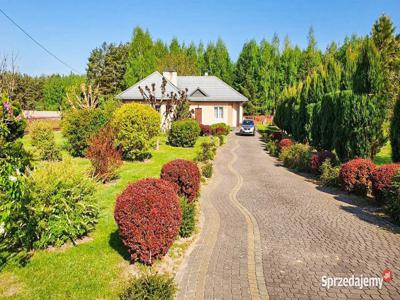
[195,108,202,124]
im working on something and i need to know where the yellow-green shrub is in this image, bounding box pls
[111,103,160,160]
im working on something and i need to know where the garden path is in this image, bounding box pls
[176,133,400,300]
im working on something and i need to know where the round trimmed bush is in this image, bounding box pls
[309,150,337,174]
[370,164,400,204]
[386,172,400,223]
[111,103,160,160]
[339,158,376,196]
[161,159,200,203]
[114,178,181,265]
[168,119,200,147]
[200,124,212,136]
[278,138,293,151]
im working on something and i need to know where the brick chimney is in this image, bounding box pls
[162,69,177,86]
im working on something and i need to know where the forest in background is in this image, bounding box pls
[0,15,398,117]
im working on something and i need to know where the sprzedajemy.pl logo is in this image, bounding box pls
[321,269,393,289]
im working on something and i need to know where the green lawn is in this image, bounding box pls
[1,134,209,299]
[374,142,392,165]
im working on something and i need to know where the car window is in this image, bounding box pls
[243,120,254,125]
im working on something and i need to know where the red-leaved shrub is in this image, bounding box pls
[370,164,400,204]
[271,131,283,141]
[160,159,200,202]
[278,138,293,151]
[114,178,182,265]
[200,124,212,136]
[86,126,122,182]
[339,158,376,196]
[309,150,336,174]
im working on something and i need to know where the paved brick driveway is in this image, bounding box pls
[176,133,400,300]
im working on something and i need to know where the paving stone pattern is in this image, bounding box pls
[176,133,400,300]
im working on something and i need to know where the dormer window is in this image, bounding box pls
[190,88,207,97]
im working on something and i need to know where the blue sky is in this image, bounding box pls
[0,0,399,76]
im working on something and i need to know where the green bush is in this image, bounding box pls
[265,140,279,157]
[27,159,98,248]
[62,108,108,157]
[279,143,312,172]
[168,119,200,148]
[217,134,225,145]
[386,172,400,223]
[201,162,213,178]
[120,273,177,300]
[211,122,230,135]
[195,140,217,163]
[30,121,61,161]
[111,103,160,160]
[320,159,341,187]
[179,198,196,238]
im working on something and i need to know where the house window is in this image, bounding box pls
[214,107,223,120]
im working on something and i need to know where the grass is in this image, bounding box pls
[374,142,392,165]
[1,134,209,300]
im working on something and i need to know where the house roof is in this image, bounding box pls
[117,71,248,102]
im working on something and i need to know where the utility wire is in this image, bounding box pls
[0,7,81,74]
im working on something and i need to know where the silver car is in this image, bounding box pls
[239,119,255,136]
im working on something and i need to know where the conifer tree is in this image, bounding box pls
[124,27,156,87]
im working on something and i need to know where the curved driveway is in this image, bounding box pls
[176,133,400,300]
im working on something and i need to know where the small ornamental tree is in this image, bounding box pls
[370,164,400,204]
[114,178,181,265]
[111,103,160,160]
[86,126,122,182]
[339,158,376,196]
[160,159,200,203]
[30,121,61,161]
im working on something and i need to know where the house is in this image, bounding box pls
[117,70,248,127]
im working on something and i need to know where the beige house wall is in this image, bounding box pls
[189,101,243,127]
[123,100,243,128]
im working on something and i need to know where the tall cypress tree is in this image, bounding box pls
[298,27,322,81]
[203,39,234,84]
[233,40,262,114]
[391,97,400,162]
[372,15,400,112]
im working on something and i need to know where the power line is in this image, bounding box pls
[0,7,81,74]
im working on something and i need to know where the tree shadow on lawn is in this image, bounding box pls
[109,230,130,262]
[316,185,400,234]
